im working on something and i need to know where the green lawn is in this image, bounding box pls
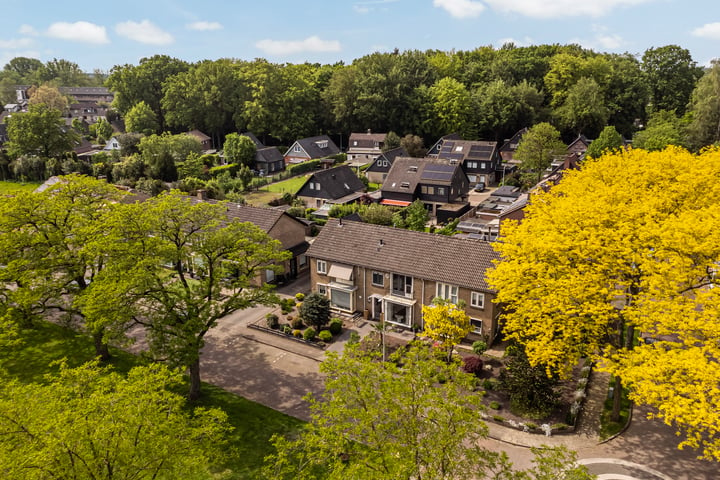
[262,175,309,194]
[2,321,304,479]
[0,180,42,195]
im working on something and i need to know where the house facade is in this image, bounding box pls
[380,157,470,218]
[346,131,386,164]
[306,219,501,342]
[364,146,408,184]
[296,165,366,208]
[437,139,501,186]
[284,135,340,164]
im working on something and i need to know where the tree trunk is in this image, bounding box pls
[93,330,111,361]
[188,358,202,401]
[611,374,622,422]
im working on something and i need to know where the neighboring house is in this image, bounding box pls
[59,86,114,104]
[427,133,462,157]
[306,218,501,342]
[68,102,107,124]
[103,136,121,151]
[457,186,524,241]
[499,128,528,164]
[296,165,366,208]
[346,130,386,164]
[284,135,340,165]
[240,131,264,147]
[567,134,591,156]
[380,157,470,221]
[437,139,501,186]
[222,202,310,284]
[238,131,285,175]
[188,130,213,151]
[364,146,408,184]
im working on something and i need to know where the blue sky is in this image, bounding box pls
[2,0,719,72]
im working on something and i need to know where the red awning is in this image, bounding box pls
[380,199,412,207]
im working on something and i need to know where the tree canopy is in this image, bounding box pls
[5,104,77,160]
[514,122,566,186]
[488,146,720,460]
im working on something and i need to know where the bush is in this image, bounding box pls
[287,159,321,176]
[265,313,279,329]
[282,325,292,334]
[303,327,316,341]
[461,356,484,376]
[295,293,305,301]
[348,331,360,345]
[292,329,303,338]
[492,415,505,423]
[299,292,330,330]
[329,317,343,335]
[525,422,538,430]
[291,317,304,330]
[280,298,296,314]
[472,340,488,355]
[489,401,501,410]
[482,378,495,391]
[318,330,333,342]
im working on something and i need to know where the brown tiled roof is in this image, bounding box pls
[216,203,287,232]
[306,218,499,291]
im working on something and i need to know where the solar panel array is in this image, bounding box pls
[421,163,455,181]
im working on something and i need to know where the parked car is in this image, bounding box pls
[474,182,486,192]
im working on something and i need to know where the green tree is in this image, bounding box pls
[475,79,545,141]
[3,56,44,79]
[299,292,330,330]
[400,134,425,157]
[27,84,69,111]
[223,132,256,166]
[632,110,687,151]
[514,122,566,186]
[0,361,229,480]
[36,58,90,86]
[0,175,126,359]
[5,103,77,160]
[586,126,624,158]
[499,344,559,418]
[686,60,720,150]
[359,203,394,225]
[383,131,401,151]
[94,117,113,143]
[642,45,703,115]
[428,76,473,138]
[488,147,720,459]
[138,132,203,181]
[422,298,471,362]
[404,199,429,231]
[81,191,290,399]
[553,77,609,137]
[125,100,159,135]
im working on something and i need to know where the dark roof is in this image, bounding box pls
[292,135,340,159]
[428,133,463,156]
[240,132,264,147]
[188,129,211,141]
[499,128,528,152]
[365,146,408,172]
[256,146,284,164]
[382,157,463,194]
[307,218,499,291]
[59,87,111,96]
[299,165,365,200]
[437,139,498,162]
[348,132,386,149]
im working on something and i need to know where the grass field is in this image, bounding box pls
[2,321,304,479]
[0,180,41,195]
[244,174,310,206]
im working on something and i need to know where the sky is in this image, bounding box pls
[2,0,719,73]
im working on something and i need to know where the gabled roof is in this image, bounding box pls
[437,139,498,163]
[365,146,408,172]
[222,203,303,233]
[567,134,591,153]
[348,131,386,149]
[59,87,112,96]
[499,128,529,152]
[240,132,264,147]
[307,218,499,291]
[188,129,211,141]
[427,133,463,156]
[288,135,340,159]
[381,157,463,194]
[256,146,284,164]
[299,165,365,200]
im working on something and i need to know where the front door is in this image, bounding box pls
[289,257,297,279]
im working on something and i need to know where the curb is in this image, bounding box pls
[598,401,634,444]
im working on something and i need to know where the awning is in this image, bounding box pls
[380,199,412,207]
[328,263,353,281]
[382,294,417,307]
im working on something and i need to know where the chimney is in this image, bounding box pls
[379,239,384,246]
[367,129,371,134]
[338,218,343,226]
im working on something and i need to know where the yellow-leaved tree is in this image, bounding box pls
[422,298,471,362]
[488,146,720,461]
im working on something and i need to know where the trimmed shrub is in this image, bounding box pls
[280,298,295,314]
[287,159,321,175]
[329,317,343,335]
[292,329,302,338]
[461,356,484,377]
[295,293,305,301]
[472,340,488,355]
[265,313,279,329]
[303,327,316,341]
[282,325,292,335]
[348,331,360,345]
[489,401,501,410]
[492,415,505,423]
[318,330,332,342]
[291,316,304,329]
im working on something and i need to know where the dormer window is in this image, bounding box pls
[316,140,328,149]
[400,182,410,188]
[293,144,301,153]
[407,166,418,172]
[455,146,463,152]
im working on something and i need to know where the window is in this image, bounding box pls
[471,291,485,309]
[467,161,478,169]
[317,259,327,274]
[353,141,358,146]
[298,254,307,267]
[400,182,410,188]
[318,284,327,295]
[437,187,446,195]
[471,318,483,334]
[293,144,301,152]
[421,186,435,195]
[436,283,458,304]
[392,274,412,296]
[330,288,352,310]
[480,162,486,169]
[372,271,384,287]
[455,146,463,152]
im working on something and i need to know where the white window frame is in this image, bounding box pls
[470,291,485,309]
[436,283,459,304]
[293,144,301,153]
[467,161,478,169]
[437,186,446,195]
[470,318,483,335]
[317,259,327,274]
[372,271,384,287]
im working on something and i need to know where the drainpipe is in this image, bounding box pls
[363,267,366,316]
[420,278,425,331]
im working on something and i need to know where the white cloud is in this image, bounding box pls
[595,33,623,49]
[496,37,534,48]
[0,38,35,49]
[484,0,653,19]
[19,24,38,36]
[46,21,109,44]
[433,0,486,19]
[353,0,399,14]
[255,36,341,56]
[187,21,223,31]
[115,20,173,45]
[692,22,720,40]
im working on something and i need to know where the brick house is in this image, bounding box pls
[306,219,501,342]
